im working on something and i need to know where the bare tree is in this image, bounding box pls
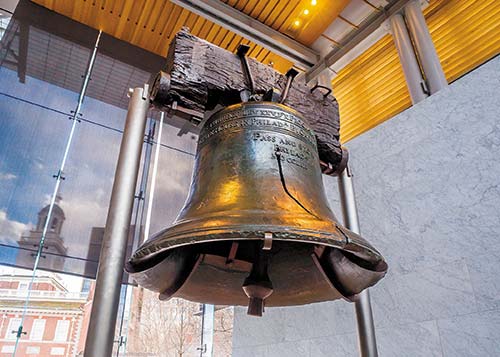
[127,290,199,357]
[213,307,234,357]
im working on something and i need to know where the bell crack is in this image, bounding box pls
[275,148,321,220]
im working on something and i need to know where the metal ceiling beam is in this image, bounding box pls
[170,0,319,69]
[305,0,413,84]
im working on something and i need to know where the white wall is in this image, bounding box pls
[232,55,500,357]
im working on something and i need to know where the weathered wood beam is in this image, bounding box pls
[152,29,345,173]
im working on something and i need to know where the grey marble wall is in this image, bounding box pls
[232,55,500,357]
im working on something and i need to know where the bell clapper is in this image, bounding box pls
[242,240,274,317]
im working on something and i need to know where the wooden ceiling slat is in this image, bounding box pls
[189,17,207,37]
[219,32,237,49]
[197,19,216,40]
[213,28,229,47]
[205,23,222,43]
[249,0,268,19]
[114,0,134,39]
[32,0,350,74]
[257,1,280,24]
[146,0,167,33]
[183,12,198,34]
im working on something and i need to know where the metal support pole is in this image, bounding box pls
[404,0,448,94]
[338,166,378,357]
[389,13,428,104]
[84,86,150,357]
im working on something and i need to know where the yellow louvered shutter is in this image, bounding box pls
[332,35,411,143]
[425,0,500,83]
[334,0,500,143]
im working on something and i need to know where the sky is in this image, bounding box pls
[0,64,196,278]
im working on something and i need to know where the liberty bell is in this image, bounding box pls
[126,102,387,316]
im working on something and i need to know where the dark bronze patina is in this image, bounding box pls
[126,102,387,316]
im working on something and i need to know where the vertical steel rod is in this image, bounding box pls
[84,86,150,357]
[338,166,378,357]
[389,13,428,104]
[404,0,447,94]
[143,111,165,243]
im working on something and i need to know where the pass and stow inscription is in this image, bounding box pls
[252,132,314,170]
[199,106,318,170]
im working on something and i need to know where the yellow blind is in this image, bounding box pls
[332,35,411,143]
[425,0,500,82]
[333,0,500,143]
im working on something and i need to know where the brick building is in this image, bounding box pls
[0,274,88,357]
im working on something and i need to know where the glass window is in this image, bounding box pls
[50,347,65,355]
[1,345,14,353]
[5,317,21,340]
[29,319,46,341]
[50,217,58,231]
[0,1,235,355]
[18,282,28,290]
[53,319,70,342]
[26,346,40,354]
[0,9,12,41]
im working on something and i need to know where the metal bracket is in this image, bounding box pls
[69,110,82,122]
[237,44,256,100]
[321,147,349,176]
[310,83,333,99]
[142,83,150,101]
[420,80,430,96]
[279,68,299,104]
[114,335,127,347]
[262,88,281,102]
[14,326,27,338]
[52,170,66,181]
[263,232,273,250]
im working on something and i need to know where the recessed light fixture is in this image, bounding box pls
[294,19,301,27]
[303,9,310,15]
[311,0,317,6]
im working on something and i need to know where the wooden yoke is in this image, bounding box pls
[150,28,348,175]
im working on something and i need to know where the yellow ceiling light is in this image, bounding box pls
[293,19,301,27]
[311,0,318,6]
[303,9,310,16]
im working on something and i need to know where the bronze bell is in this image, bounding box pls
[126,102,387,316]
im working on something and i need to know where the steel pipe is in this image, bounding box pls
[338,166,378,357]
[84,86,150,357]
[404,0,448,94]
[389,13,428,104]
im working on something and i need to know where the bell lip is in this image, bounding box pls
[126,224,386,274]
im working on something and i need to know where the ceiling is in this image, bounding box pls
[15,0,500,142]
[31,0,355,73]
